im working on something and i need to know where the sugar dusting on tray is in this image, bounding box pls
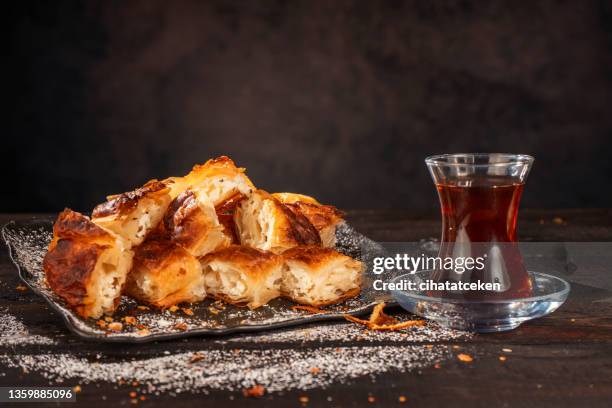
[0,308,470,396]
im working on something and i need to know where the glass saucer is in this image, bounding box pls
[390,271,570,333]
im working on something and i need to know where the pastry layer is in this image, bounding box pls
[92,180,172,246]
[43,209,133,318]
[272,192,344,247]
[281,246,363,306]
[163,190,233,257]
[125,238,205,308]
[201,245,283,309]
[234,190,321,254]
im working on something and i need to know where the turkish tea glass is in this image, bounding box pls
[391,153,570,332]
[425,153,534,300]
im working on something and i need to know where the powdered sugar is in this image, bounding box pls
[0,345,449,394]
[0,308,56,346]
[0,305,469,395]
[218,318,470,344]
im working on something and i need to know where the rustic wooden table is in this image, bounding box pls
[1,210,611,407]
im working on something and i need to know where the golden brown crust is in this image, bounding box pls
[165,156,255,201]
[282,245,345,269]
[275,198,322,246]
[189,156,246,177]
[160,190,233,256]
[52,208,115,243]
[43,209,116,316]
[241,190,321,248]
[162,190,201,246]
[92,180,170,219]
[130,239,190,276]
[215,192,246,243]
[126,238,204,308]
[272,192,320,205]
[273,193,344,232]
[44,238,105,311]
[200,245,282,280]
[201,244,283,308]
[281,245,363,307]
[284,201,344,231]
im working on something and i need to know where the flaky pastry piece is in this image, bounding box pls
[272,193,320,205]
[215,192,246,243]
[163,189,232,257]
[92,180,172,246]
[165,156,255,205]
[281,246,363,307]
[125,239,205,308]
[43,209,133,319]
[272,192,344,247]
[201,246,283,309]
[234,190,321,254]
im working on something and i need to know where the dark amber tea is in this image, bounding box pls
[390,153,567,332]
[426,154,535,301]
[437,176,523,244]
[432,176,533,299]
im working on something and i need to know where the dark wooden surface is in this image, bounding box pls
[1,210,611,407]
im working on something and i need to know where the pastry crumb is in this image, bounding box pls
[107,322,123,332]
[189,353,205,363]
[344,302,425,331]
[242,384,265,398]
[457,353,473,362]
[123,316,136,325]
[174,322,188,331]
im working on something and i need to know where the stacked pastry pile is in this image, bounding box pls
[43,157,363,319]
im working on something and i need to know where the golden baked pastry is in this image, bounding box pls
[215,192,246,243]
[201,245,283,309]
[234,190,321,254]
[281,246,363,306]
[273,192,344,247]
[92,180,172,246]
[43,155,361,317]
[43,209,133,319]
[165,156,254,205]
[125,239,205,308]
[163,189,232,257]
[271,192,320,205]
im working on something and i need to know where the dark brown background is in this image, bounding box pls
[6,0,612,213]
